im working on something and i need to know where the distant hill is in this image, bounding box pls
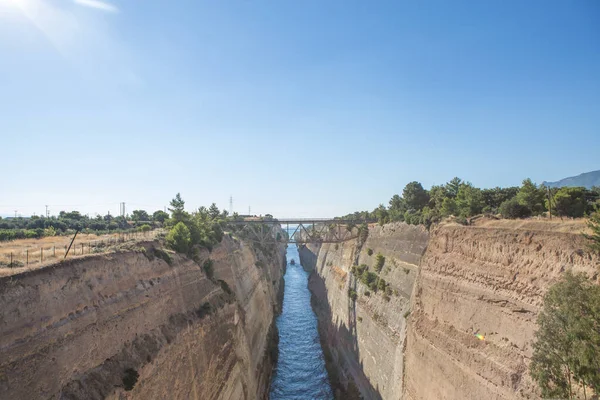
[543,170,600,189]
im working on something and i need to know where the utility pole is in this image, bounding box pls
[249,206,251,216]
[45,205,49,218]
[120,202,126,217]
[14,210,17,218]
[229,196,233,215]
[547,187,553,220]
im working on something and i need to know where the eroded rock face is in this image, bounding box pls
[404,222,599,400]
[300,220,599,400]
[299,222,429,399]
[0,236,285,400]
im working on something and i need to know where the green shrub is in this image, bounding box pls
[403,310,411,318]
[530,271,600,398]
[348,289,358,301]
[383,295,391,302]
[203,259,214,279]
[122,368,139,391]
[360,271,378,288]
[367,248,373,256]
[153,248,172,265]
[549,187,587,218]
[140,224,152,232]
[364,290,371,297]
[374,253,385,273]
[166,222,191,254]
[377,278,387,292]
[351,264,368,277]
[499,198,531,219]
[403,267,410,274]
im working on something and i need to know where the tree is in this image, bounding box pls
[446,177,462,198]
[166,222,191,254]
[169,193,186,223]
[389,194,404,210]
[374,253,385,273]
[550,187,587,218]
[131,210,150,222]
[152,210,169,223]
[517,179,546,215]
[584,207,600,253]
[208,203,220,220]
[403,181,430,211]
[499,198,532,219]
[482,187,520,213]
[374,204,389,225]
[530,271,600,399]
[429,185,449,210]
[456,183,484,217]
[440,197,458,217]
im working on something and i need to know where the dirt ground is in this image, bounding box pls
[0,230,159,277]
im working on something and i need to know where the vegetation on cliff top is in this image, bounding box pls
[338,177,600,227]
[530,271,600,399]
[165,193,226,256]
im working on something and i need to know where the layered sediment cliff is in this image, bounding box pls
[299,223,429,399]
[300,219,599,400]
[0,236,285,400]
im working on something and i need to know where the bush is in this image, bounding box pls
[550,187,587,218]
[367,248,373,256]
[374,253,385,273]
[377,278,387,292]
[585,207,600,253]
[166,222,191,253]
[203,259,214,279]
[140,224,152,232]
[499,198,532,219]
[122,368,139,391]
[351,264,368,277]
[364,290,371,297]
[360,271,378,288]
[348,289,358,301]
[530,271,600,398]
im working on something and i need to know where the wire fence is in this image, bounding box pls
[0,230,163,269]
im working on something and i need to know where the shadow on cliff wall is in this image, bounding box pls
[302,245,382,400]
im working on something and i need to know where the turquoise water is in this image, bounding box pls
[269,243,334,400]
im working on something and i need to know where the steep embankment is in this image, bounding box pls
[299,223,429,399]
[0,236,285,400]
[404,220,599,400]
[301,219,599,400]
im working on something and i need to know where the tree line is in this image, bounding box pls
[0,209,172,241]
[340,177,600,227]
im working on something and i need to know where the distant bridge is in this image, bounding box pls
[226,218,373,245]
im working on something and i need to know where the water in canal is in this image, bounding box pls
[269,243,334,400]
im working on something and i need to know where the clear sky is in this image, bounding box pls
[0,0,598,218]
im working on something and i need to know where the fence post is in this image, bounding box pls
[53,246,56,257]
[65,245,67,257]
[26,249,29,265]
[41,248,43,262]
[10,252,12,268]
[81,243,84,255]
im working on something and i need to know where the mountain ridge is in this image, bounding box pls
[543,170,600,189]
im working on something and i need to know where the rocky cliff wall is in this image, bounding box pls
[0,236,285,400]
[300,219,599,400]
[404,220,599,400]
[299,222,429,399]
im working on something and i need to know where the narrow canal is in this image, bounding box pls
[269,243,334,400]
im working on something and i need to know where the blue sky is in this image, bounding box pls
[0,0,598,218]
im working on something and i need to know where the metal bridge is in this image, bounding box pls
[226,218,372,246]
